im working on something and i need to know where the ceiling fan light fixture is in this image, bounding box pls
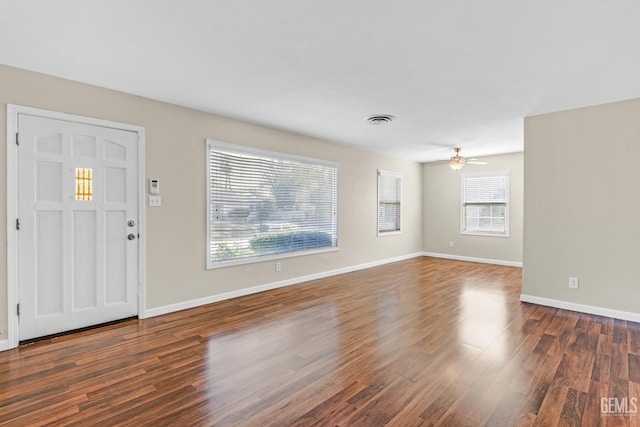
[449,147,465,170]
[449,156,465,170]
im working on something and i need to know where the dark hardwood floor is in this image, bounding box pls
[1,257,639,426]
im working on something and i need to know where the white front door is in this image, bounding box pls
[17,114,139,340]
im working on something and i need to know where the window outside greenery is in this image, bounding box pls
[207,140,338,267]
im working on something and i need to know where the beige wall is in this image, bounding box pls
[0,65,423,339]
[422,152,523,264]
[523,98,640,315]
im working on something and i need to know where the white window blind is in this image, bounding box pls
[378,170,402,235]
[207,140,339,268]
[461,172,509,236]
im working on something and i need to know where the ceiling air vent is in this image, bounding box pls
[366,114,394,125]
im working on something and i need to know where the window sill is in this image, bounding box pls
[378,230,402,237]
[207,246,339,269]
[461,231,510,238]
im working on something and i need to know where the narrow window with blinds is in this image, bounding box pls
[461,171,509,236]
[377,170,402,235]
[207,139,339,268]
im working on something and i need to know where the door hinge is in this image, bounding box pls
[17,303,20,317]
[16,218,20,231]
[15,132,19,146]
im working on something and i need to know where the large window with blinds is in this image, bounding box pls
[461,171,509,236]
[207,140,339,268]
[377,170,402,235]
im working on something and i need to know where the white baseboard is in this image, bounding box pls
[520,294,640,323]
[141,252,423,318]
[421,252,523,268]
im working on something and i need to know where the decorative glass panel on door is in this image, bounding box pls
[75,167,93,201]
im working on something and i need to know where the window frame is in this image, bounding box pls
[377,169,402,236]
[460,170,510,237]
[206,139,339,269]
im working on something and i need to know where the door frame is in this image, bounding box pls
[5,104,146,350]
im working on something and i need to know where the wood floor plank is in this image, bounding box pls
[1,257,639,425]
[606,380,632,427]
[614,320,629,344]
[583,380,608,426]
[532,381,568,426]
[629,323,640,355]
[630,353,640,384]
[291,380,366,426]
[559,387,587,426]
[611,342,631,382]
[630,380,640,427]
[592,353,613,383]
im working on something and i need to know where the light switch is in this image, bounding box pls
[149,195,161,207]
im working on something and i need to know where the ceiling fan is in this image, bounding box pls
[449,147,487,170]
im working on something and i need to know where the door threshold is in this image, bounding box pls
[19,316,138,346]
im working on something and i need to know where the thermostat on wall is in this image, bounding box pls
[149,179,160,194]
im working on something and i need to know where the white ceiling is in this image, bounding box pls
[1,1,639,162]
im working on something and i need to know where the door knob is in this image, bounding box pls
[127,233,136,240]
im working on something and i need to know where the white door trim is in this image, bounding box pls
[5,104,146,350]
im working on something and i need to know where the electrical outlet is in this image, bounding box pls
[449,241,454,248]
[568,277,579,289]
[275,262,282,272]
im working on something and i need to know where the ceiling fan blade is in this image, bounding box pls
[467,157,487,165]
[425,160,450,166]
